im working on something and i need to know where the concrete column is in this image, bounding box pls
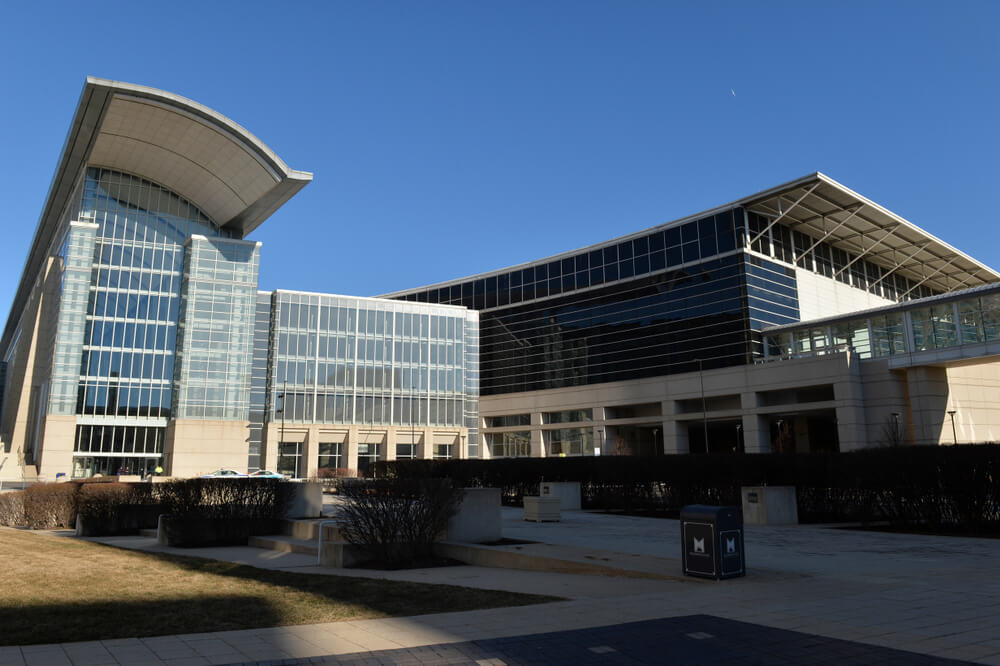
[384,427,397,461]
[302,426,319,480]
[906,366,950,445]
[262,424,279,472]
[422,428,434,459]
[593,424,606,456]
[743,414,770,453]
[531,412,545,457]
[345,426,359,475]
[662,419,689,454]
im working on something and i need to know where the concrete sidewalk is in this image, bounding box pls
[3,509,999,664]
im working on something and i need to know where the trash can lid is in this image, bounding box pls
[680,504,741,521]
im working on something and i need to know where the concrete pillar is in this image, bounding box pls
[345,426,359,474]
[662,419,689,454]
[385,427,397,461]
[743,414,770,453]
[262,424,278,472]
[593,424,606,456]
[302,426,319,480]
[531,412,545,457]
[906,366,950,445]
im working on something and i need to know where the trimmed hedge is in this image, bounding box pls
[158,478,294,547]
[23,482,79,529]
[376,445,1000,532]
[0,491,25,526]
[76,482,161,536]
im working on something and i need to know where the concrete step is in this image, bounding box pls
[139,528,158,538]
[280,518,345,541]
[249,534,320,556]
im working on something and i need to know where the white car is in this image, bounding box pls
[202,469,247,478]
[249,470,285,479]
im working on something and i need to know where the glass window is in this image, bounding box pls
[318,442,342,471]
[487,431,531,458]
[277,442,301,478]
[485,413,531,428]
[542,409,592,424]
[546,428,593,456]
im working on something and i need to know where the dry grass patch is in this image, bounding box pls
[0,527,558,646]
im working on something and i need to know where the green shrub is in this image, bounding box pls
[338,477,462,568]
[0,491,25,526]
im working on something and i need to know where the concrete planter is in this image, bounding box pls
[446,488,502,543]
[523,496,561,522]
[539,481,581,510]
[741,486,799,525]
[285,481,323,518]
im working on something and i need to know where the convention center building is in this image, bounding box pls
[1,78,997,481]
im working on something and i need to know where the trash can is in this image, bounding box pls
[680,504,745,580]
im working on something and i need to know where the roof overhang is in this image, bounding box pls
[2,77,312,352]
[739,172,999,294]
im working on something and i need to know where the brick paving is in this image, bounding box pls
[237,616,971,665]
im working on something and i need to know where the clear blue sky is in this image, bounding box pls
[1,1,997,317]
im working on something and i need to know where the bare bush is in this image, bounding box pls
[338,477,462,568]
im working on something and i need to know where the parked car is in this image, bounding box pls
[202,469,247,478]
[249,470,285,479]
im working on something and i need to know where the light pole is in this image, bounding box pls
[947,410,958,444]
[735,423,742,453]
[698,358,708,452]
[775,418,784,453]
[652,428,659,456]
[275,380,287,474]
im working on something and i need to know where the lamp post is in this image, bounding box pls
[652,428,659,457]
[947,410,958,444]
[775,418,784,453]
[275,380,287,475]
[735,423,742,453]
[698,358,708,452]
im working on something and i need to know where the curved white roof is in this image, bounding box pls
[2,77,312,351]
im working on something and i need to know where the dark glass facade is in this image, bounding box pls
[397,209,745,311]
[477,255,754,394]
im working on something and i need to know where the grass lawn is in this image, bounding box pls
[0,527,559,646]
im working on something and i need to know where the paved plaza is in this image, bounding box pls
[2,508,999,665]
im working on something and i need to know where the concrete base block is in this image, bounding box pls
[540,482,581,510]
[318,541,366,568]
[285,482,323,518]
[524,496,561,522]
[741,486,799,525]
[447,487,502,543]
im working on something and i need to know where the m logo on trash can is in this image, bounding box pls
[726,537,736,554]
[693,537,705,554]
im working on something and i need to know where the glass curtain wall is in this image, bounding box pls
[267,292,478,454]
[246,293,272,471]
[70,168,231,476]
[172,237,260,419]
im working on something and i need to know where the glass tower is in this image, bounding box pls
[70,168,243,477]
